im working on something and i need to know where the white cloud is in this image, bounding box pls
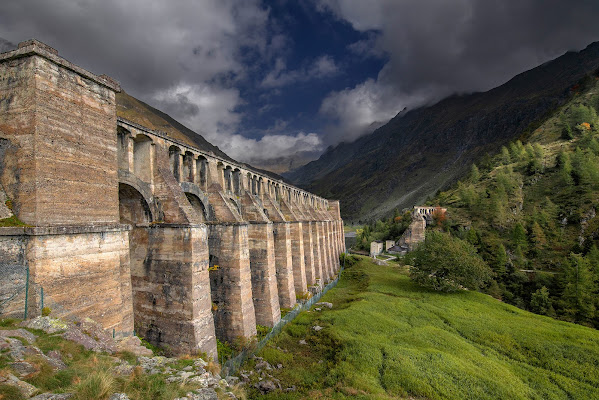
[153,83,242,138]
[153,83,323,163]
[227,132,323,162]
[315,0,599,145]
[261,55,339,88]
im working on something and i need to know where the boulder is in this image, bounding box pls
[0,372,38,398]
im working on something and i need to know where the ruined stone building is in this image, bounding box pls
[0,40,344,358]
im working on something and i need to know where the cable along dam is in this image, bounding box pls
[0,39,344,358]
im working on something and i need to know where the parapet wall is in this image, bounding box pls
[0,39,344,360]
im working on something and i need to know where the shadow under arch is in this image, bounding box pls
[119,170,161,222]
[180,181,213,222]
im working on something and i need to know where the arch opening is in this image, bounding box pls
[185,192,207,222]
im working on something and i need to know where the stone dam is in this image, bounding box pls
[0,40,344,358]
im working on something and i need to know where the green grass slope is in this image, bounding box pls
[245,257,599,400]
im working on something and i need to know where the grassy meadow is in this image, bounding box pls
[244,256,599,399]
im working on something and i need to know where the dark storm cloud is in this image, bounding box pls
[3,0,599,162]
[317,0,599,144]
[0,0,327,162]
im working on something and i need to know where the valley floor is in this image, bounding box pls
[242,256,599,399]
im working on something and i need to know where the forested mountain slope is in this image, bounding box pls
[427,78,599,328]
[285,42,599,222]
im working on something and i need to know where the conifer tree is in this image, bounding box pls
[493,243,508,277]
[512,223,528,251]
[529,221,547,256]
[530,286,553,315]
[501,146,511,164]
[559,254,597,324]
[470,164,480,183]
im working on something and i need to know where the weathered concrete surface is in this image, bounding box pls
[129,225,216,358]
[398,213,427,251]
[0,41,120,227]
[0,39,345,360]
[272,221,296,309]
[311,222,323,286]
[240,194,281,327]
[247,222,280,327]
[0,225,134,335]
[208,223,257,343]
[302,221,316,286]
[0,234,28,318]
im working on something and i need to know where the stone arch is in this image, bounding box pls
[180,181,213,222]
[119,182,152,225]
[233,168,241,195]
[185,193,207,222]
[169,145,182,181]
[224,166,233,193]
[216,162,225,189]
[132,134,153,183]
[117,126,132,172]
[183,151,195,183]
[197,155,208,188]
[118,172,158,222]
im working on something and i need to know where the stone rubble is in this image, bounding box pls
[1,316,240,399]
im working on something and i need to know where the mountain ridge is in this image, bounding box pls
[284,41,599,222]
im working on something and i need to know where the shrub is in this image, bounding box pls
[408,231,492,292]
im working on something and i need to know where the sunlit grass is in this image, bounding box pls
[248,256,599,399]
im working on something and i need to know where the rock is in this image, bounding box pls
[62,319,118,354]
[312,325,323,331]
[255,360,270,370]
[284,385,297,392]
[187,375,208,386]
[183,365,193,371]
[184,388,218,400]
[316,302,333,309]
[255,379,277,394]
[225,376,239,386]
[276,363,283,369]
[108,394,130,400]
[116,335,153,357]
[177,371,195,381]
[9,361,39,378]
[31,394,74,399]
[194,359,208,368]
[0,328,37,344]
[314,307,322,311]
[4,337,27,360]
[21,316,69,334]
[298,339,307,345]
[239,372,250,382]
[113,360,134,376]
[225,392,237,399]
[0,372,38,398]
[44,351,67,371]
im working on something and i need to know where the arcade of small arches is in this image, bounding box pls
[115,118,344,358]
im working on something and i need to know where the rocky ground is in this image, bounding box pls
[0,317,243,400]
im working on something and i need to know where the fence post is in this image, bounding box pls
[23,266,29,319]
[40,287,44,312]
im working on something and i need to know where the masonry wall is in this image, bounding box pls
[0,233,28,318]
[208,223,257,343]
[0,40,346,361]
[0,44,120,226]
[130,225,217,358]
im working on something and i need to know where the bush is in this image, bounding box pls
[408,231,492,292]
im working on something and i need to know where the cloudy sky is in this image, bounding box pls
[2,0,599,167]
